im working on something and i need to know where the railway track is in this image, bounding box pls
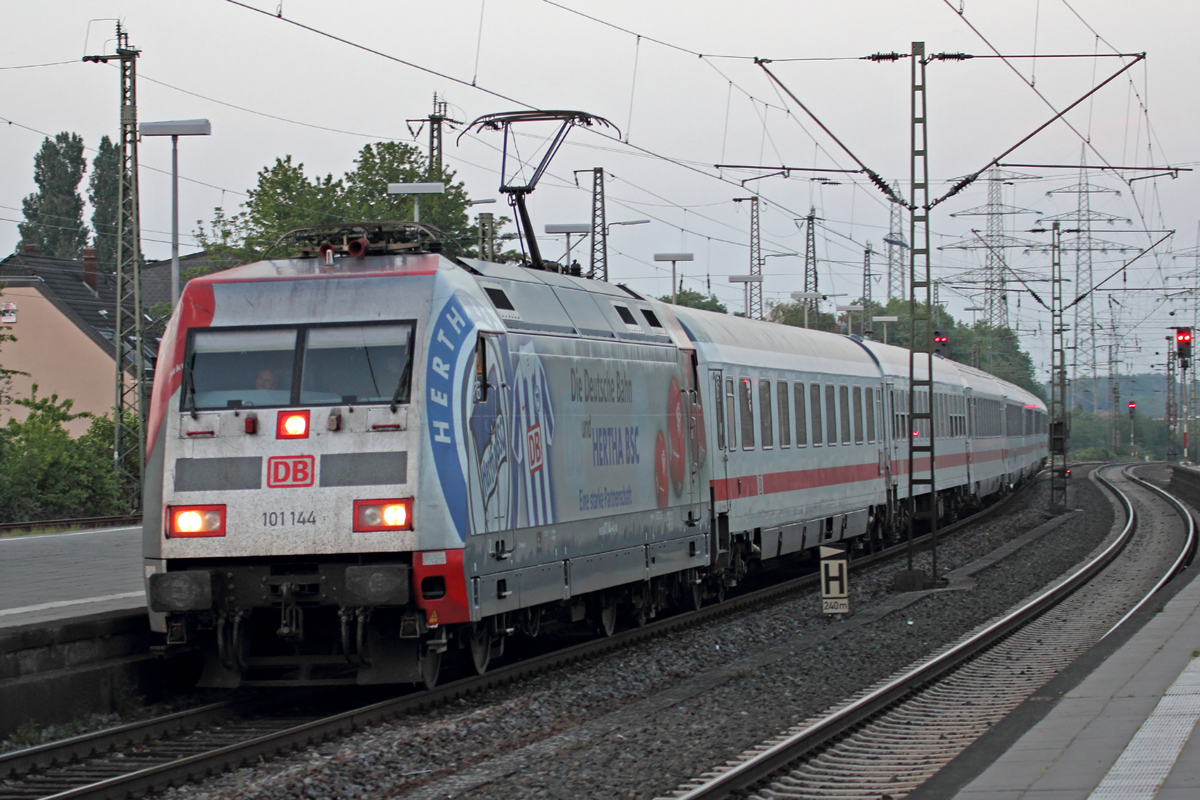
[0,516,141,537]
[655,463,1196,800]
[0,479,1041,800]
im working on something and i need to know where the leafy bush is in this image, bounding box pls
[0,386,118,523]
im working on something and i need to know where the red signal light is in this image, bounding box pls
[1128,402,1137,410]
[276,410,311,439]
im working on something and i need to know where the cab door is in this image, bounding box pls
[883,380,899,519]
[964,388,975,489]
[708,369,730,515]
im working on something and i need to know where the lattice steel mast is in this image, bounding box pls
[1049,222,1069,506]
[802,207,819,317]
[885,183,907,302]
[1041,148,1124,412]
[943,167,1040,335]
[85,23,144,511]
[1166,336,1178,462]
[862,243,874,337]
[588,167,608,281]
[907,42,938,582]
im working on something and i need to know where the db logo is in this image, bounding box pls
[526,424,544,473]
[267,455,315,488]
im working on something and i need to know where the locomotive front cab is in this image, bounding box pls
[144,241,473,689]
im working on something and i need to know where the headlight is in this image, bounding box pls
[168,505,226,538]
[354,498,413,532]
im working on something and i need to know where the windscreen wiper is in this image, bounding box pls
[390,355,413,413]
[183,361,198,419]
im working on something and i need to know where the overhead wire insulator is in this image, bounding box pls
[865,168,909,208]
[864,51,906,62]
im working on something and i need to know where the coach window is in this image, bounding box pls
[839,385,851,445]
[777,382,791,447]
[852,386,864,444]
[759,379,774,449]
[794,383,808,446]
[725,379,737,450]
[810,383,823,445]
[865,387,877,442]
[892,390,901,441]
[740,378,756,449]
[825,384,837,445]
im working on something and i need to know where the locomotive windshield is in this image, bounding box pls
[185,322,414,410]
[300,325,412,405]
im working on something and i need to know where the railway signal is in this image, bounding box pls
[1129,401,1137,458]
[933,330,949,357]
[1178,329,1192,457]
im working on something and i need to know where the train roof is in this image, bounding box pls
[189,250,1046,412]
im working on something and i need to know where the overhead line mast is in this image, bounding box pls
[906,41,938,586]
[85,22,145,512]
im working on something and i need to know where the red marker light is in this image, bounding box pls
[167,504,226,538]
[353,498,414,532]
[276,410,311,439]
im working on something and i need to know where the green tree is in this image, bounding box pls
[1066,408,1168,461]
[195,143,477,268]
[0,387,117,522]
[19,132,89,259]
[88,135,121,272]
[767,300,838,331]
[659,288,728,313]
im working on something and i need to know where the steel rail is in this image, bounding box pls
[0,515,142,535]
[666,464,1140,800]
[0,702,236,780]
[2,479,1034,799]
[1099,464,1197,639]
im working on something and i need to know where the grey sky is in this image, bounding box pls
[2,1,1197,387]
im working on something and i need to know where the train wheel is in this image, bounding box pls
[631,585,651,627]
[689,578,703,612]
[469,623,491,675]
[600,599,619,638]
[419,643,441,691]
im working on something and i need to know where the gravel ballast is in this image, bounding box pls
[160,470,1118,800]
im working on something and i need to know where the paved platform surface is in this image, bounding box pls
[950,566,1200,799]
[0,526,145,629]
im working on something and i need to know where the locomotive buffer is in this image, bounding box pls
[821,544,849,614]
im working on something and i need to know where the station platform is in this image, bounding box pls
[0,525,145,629]
[913,558,1200,799]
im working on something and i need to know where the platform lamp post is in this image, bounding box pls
[546,223,591,267]
[608,219,650,234]
[139,119,211,307]
[730,274,762,318]
[387,182,445,223]
[791,291,823,329]
[656,253,694,305]
[874,315,899,345]
[837,305,864,336]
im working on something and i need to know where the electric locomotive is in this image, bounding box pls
[143,223,1046,689]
